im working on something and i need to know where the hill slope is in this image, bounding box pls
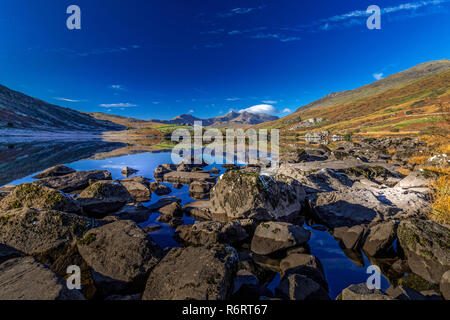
[297,60,450,112]
[0,85,125,131]
[257,59,450,136]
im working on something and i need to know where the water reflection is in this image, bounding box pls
[0,137,397,299]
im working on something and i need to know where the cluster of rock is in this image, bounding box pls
[0,136,449,301]
[289,118,325,130]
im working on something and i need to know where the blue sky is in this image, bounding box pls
[0,0,449,120]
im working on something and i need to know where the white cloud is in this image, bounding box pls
[189,109,194,113]
[282,108,292,113]
[100,103,137,108]
[110,85,125,90]
[53,97,80,102]
[226,97,241,101]
[262,100,278,104]
[373,72,384,80]
[239,104,279,115]
[280,37,301,42]
[218,6,266,18]
[290,0,450,33]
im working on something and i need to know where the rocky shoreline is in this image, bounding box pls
[0,137,449,300]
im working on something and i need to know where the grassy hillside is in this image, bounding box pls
[256,60,450,138]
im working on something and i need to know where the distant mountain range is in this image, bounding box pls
[0,84,125,131]
[149,111,279,127]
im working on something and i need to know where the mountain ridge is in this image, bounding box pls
[0,84,125,132]
[149,110,279,127]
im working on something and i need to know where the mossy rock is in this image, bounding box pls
[0,183,80,213]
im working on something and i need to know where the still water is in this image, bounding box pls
[0,139,391,299]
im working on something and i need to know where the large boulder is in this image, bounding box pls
[36,170,112,193]
[397,218,450,284]
[362,221,397,257]
[396,170,434,189]
[279,253,328,291]
[0,255,85,300]
[276,274,329,300]
[0,183,80,214]
[251,222,310,256]
[32,165,76,179]
[0,208,95,265]
[175,221,248,246]
[77,220,162,296]
[120,176,151,202]
[339,283,393,300]
[210,171,306,221]
[77,181,132,218]
[311,187,427,228]
[158,201,182,220]
[142,245,238,300]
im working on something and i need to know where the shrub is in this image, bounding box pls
[344,132,353,142]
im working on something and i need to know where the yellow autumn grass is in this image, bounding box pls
[429,174,450,225]
[408,155,430,165]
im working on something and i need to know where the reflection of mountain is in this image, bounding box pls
[0,140,126,186]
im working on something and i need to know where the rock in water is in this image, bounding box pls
[210,170,306,221]
[154,164,177,180]
[175,221,248,246]
[279,253,328,291]
[142,245,238,300]
[150,182,172,196]
[397,218,450,284]
[276,274,329,300]
[189,181,214,200]
[362,221,397,257]
[120,176,152,202]
[32,165,76,179]
[121,166,138,177]
[0,208,95,265]
[77,181,132,218]
[0,256,85,300]
[251,222,311,255]
[339,283,393,300]
[108,203,152,223]
[333,225,365,250]
[77,220,162,296]
[36,170,112,193]
[0,183,81,214]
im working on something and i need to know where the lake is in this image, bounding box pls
[0,138,391,299]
